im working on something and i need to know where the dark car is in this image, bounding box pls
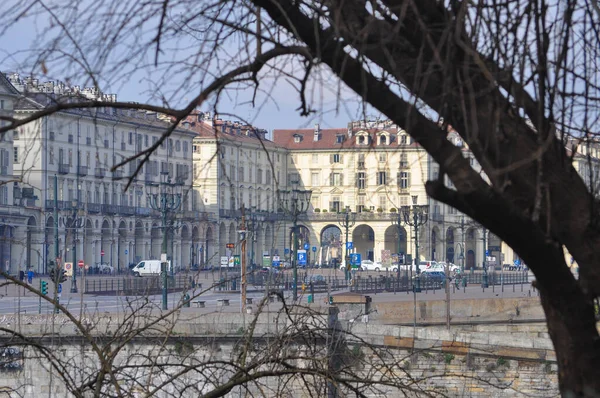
[421,271,446,285]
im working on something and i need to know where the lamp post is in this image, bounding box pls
[400,195,429,293]
[248,206,258,271]
[482,227,489,288]
[337,206,356,281]
[59,200,84,293]
[146,174,182,310]
[391,210,405,284]
[278,189,312,301]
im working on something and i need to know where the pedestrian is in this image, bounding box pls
[27,268,34,285]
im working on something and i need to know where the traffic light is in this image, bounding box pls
[59,269,67,283]
[49,268,56,284]
[40,280,48,295]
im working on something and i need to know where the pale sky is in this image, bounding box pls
[0,11,374,132]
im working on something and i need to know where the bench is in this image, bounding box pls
[217,299,230,307]
[193,301,206,308]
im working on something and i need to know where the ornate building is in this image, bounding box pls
[8,74,197,274]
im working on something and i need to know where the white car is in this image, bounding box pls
[360,260,384,272]
[426,261,460,273]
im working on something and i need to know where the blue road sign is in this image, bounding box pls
[297,251,307,266]
[57,283,62,294]
[304,243,309,250]
[124,249,128,255]
[272,260,281,267]
[485,250,489,256]
[312,246,317,252]
[514,259,521,266]
[350,253,361,266]
[346,242,354,249]
[284,248,290,255]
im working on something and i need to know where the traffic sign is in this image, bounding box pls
[78,260,84,268]
[101,250,105,256]
[297,250,307,266]
[125,249,128,255]
[514,259,521,266]
[64,262,73,276]
[284,248,290,255]
[233,255,240,266]
[485,250,489,256]
[312,246,317,252]
[346,242,353,249]
[57,283,62,294]
[350,253,361,266]
[304,243,309,250]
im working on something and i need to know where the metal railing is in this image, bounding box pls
[84,274,192,295]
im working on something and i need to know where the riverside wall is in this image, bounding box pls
[0,297,558,397]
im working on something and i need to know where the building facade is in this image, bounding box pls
[2,72,594,275]
[8,74,199,274]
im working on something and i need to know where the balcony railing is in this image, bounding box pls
[431,213,444,222]
[58,163,70,175]
[175,173,189,184]
[119,205,136,216]
[102,204,118,215]
[112,169,124,180]
[95,168,106,178]
[136,207,152,217]
[77,165,88,177]
[87,203,102,213]
[183,210,209,221]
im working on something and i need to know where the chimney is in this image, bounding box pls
[347,122,353,138]
[313,123,320,141]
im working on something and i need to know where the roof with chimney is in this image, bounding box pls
[182,111,283,149]
[273,120,420,151]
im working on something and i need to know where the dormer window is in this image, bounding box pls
[378,133,389,145]
[357,135,369,145]
[336,135,344,144]
[399,134,408,145]
[293,134,303,143]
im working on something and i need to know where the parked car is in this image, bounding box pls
[360,260,384,272]
[421,271,446,284]
[436,262,460,273]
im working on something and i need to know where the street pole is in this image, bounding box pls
[71,218,78,293]
[293,220,298,301]
[278,189,312,302]
[445,260,450,330]
[482,227,489,288]
[338,207,356,281]
[54,175,58,268]
[162,209,168,310]
[240,209,247,313]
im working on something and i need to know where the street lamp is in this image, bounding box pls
[278,188,312,301]
[391,210,405,283]
[146,174,182,310]
[400,195,429,293]
[482,227,489,288]
[337,206,356,281]
[60,200,84,293]
[247,206,258,271]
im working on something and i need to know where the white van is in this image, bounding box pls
[131,260,171,277]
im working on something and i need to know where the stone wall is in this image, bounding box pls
[0,312,558,397]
